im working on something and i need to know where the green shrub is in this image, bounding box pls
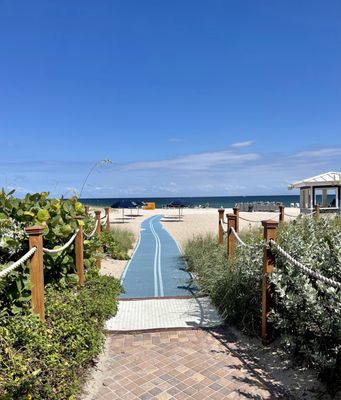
[98,229,134,260]
[0,273,122,400]
[0,191,132,312]
[0,190,96,313]
[109,227,134,254]
[0,190,127,398]
[0,215,25,264]
[184,216,341,387]
[270,216,341,384]
[184,229,263,334]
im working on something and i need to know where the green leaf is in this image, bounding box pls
[11,304,23,314]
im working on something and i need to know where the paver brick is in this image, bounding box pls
[88,328,288,400]
[139,393,154,400]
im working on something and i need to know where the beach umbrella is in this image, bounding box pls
[133,200,145,215]
[167,199,192,208]
[124,199,145,216]
[167,199,188,220]
[110,199,138,221]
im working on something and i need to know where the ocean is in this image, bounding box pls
[80,195,301,209]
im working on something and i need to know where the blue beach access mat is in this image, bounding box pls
[120,215,196,299]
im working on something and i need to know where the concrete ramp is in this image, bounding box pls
[106,296,223,332]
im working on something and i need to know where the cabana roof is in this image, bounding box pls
[288,171,341,189]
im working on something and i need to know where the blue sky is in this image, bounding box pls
[0,0,340,198]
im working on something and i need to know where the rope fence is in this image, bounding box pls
[304,210,316,217]
[230,226,248,247]
[0,207,109,320]
[43,229,79,254]
[239,211,282,223]
[84,219,99,239]
[0,247,37,278]
[219,219,227,235]
[238,215,265,223]
[284,212,300,218]
[269,239,341,289]
[217,206,340,344]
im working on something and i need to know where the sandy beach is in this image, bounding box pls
[98,207,300,279]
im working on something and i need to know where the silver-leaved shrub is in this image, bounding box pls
[184,216,341,385]
[271,216,341,382]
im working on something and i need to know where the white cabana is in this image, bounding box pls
[288,171,341,213]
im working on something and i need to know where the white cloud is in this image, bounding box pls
[230,140,254,148]
[2,145,340,198]
[155,185,178,193]
[123,150,261,171]
[292,147,341,158]
[116,186,149,195]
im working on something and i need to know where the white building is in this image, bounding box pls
[288,171,341,213]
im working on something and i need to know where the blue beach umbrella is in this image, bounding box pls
[133,200,145,215]
[167,199,190,208]
[111,199,138,221]
[167,199,189,220]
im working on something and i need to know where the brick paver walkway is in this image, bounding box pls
[89,329,288,400]
[85,218,291,400]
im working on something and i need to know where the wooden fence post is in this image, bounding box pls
[25,226,45,321]
[84,205,89,216]
[261,219,278,345]
[75,217,85,286]
[233,207,240,233]
[95,211,101,269]
[104,207,110,232]
[218,208,225,244]
[314,204,320,219]
[227,214,237,259]
[279,205,284,223]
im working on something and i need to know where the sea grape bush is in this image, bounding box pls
[0,190,95,312]
[0,190,132,313]
[0,273,122,400]
[184,216,341,384]
[0,189,126,398]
